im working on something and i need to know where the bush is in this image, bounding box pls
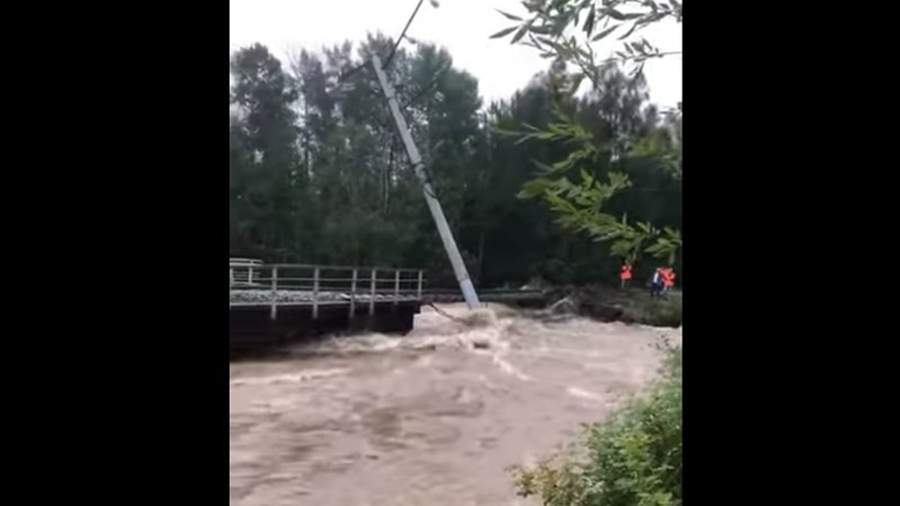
[512,348,682,506]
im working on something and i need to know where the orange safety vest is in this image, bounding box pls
[661,268,676,288]
[620,264,632,280]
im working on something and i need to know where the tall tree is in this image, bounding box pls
[230,44,304,260]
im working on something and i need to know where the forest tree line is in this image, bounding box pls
[229,33,681,288]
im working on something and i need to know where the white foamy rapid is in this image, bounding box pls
[230,368,350,387]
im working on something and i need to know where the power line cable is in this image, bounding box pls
[338,0,426,82]
[383,0,426,69]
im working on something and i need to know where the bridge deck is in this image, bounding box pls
[230,289,420,307]
[229,261,425,353]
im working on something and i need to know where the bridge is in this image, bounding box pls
[229,259,546,353]
[229,260,425,353]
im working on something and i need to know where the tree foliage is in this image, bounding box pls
[229,34,681,287]
[494,0,682,80]
[494,1,683,270]
[230,44,304,260]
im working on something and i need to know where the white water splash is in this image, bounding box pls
[490,354,532,382]
[566,386,605,402]
[230,368,349,387]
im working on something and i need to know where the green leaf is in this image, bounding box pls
[512,23,531,44]
[552,158,572,171]
[637,11,669,27]
[491,127,527,137]
[583,7,596,35]
[591,24,620,41]
[629,62,645,78]
[602,7,627,20]
[514,133,538,145]
[579,168,593,185]
[531,159,556,174]
[518,178,553,199]
[496,9,523,21]
[490,26,518,39]
[617,22,639,40]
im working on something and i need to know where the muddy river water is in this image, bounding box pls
[230,303,681,505]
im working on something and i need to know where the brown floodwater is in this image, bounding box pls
[230,303,681,505]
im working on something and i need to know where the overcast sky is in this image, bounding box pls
[230,0,682,109]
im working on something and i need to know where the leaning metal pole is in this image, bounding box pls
[371,55,481,309]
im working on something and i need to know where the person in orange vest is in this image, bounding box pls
[620,261,633,289]
[660,267,676,294]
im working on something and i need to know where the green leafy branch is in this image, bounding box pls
[508,107,680,266]
[631,129,681,180]
[519,167,680,265]
[492,1,682,82]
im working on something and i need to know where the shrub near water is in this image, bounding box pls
[512,349,682,506]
